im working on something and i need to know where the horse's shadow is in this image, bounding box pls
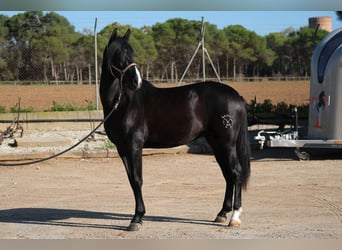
[0,207,222,231]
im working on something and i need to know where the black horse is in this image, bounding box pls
[100,29,251,231]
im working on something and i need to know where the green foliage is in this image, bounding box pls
[274,101,290,114]
[152,18,204,79]
[0,100,96,113]
[10,106,36,113]
[104,139,115,149]
[255,99,273,113]
[247,99,309,119]
[0,105,6,113]
[83,143,89,151]
[51,101,76,111]
[296,103,309,118]
[85,101,96,111]
[0,11,331,82]
[50,100,96,112]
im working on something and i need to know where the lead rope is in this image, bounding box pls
[0,90,121,167]
[0,62,139,167]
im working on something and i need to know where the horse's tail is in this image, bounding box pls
[237,104,251,190]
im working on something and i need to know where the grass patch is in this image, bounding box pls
[10,106,36,113]
[104,139,116,149]
[0,105,6,113]
[50,100,96,112]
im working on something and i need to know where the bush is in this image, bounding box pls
[85,101,96,111]
[247,99,309,119]
[50,101,96,112]
[51,101,77,111]
[275,101,290,114]
[0,106,6,113]
[10,106,36,113]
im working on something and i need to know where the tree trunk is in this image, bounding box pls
[233,58,236,81]
[43,55,48,84]
[70,70,75,84]
[63,62,68,81]
[79,68,83,84]
[88,64,91,85]
[76,66,80,84]
[50,58,56,82]
[146,64,150,80]
[226,55,229,79]
[174,62,178,83]
[171,60,174,83]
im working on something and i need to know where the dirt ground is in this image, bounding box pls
[0,81,309,112]
[0,148,341,239]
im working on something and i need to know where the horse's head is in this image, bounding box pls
[105,28,142,90]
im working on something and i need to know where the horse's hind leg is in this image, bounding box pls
[211,147,234,223]
[209,142,244,227]
[229,183,243,227]
[225,150,244,228]
[214,180,234,223]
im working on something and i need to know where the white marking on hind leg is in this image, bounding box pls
[229,207,243,227]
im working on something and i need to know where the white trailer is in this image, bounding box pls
[255,28,342,160]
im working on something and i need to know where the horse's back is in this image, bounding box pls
[184,82,246,125]
[142,81,246,148]
[145,81,243,105]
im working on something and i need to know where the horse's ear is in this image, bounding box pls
[123,29,131,41]
[109,28,118,44]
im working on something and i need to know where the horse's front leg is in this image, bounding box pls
[119,146,145,231]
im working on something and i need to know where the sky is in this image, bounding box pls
[0,11,341,36]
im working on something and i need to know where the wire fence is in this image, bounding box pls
[0,76,311,86]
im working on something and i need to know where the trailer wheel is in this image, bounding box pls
[294,148,310,161]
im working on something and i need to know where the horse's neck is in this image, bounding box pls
[100,74,122,109]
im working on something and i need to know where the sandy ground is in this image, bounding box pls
[0,147,341,239]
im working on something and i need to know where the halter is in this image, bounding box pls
[109,62,138,86]
[108,62,139,110]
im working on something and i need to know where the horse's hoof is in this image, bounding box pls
[214,215,227,223]
[127,222,142,231]
[228,219,241,228]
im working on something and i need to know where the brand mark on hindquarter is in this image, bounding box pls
[221,114,233,128]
